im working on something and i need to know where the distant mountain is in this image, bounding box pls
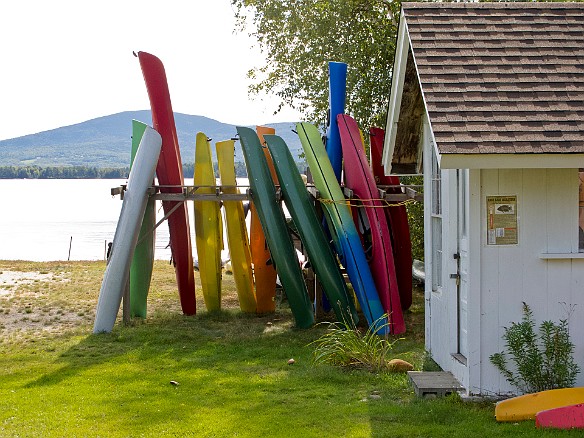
[0,111,306,168]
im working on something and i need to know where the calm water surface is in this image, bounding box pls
[0,179,248,262]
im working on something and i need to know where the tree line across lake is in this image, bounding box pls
[0,162,249,179]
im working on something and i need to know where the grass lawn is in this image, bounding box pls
[0,260,579,437]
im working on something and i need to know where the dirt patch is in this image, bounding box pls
[0,270,67,297]
[0,269,82,340]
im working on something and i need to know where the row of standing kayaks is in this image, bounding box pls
[93,52,413,336]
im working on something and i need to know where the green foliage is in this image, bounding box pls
[0,165,130,179]
[489,302,580,394]
[422,352,442,372]
[399,175,424,261]
[232,0,400,131]
[0,163,249,180]
[310,314,401,372]
[231,1,428,260]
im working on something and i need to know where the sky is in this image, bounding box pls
[0,1,302,141]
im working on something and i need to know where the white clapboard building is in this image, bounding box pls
[382,2,584,395]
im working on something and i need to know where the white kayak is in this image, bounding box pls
[93,124,162,333]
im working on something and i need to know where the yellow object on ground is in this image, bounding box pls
[387,359,414,372]
[495,387,584,422]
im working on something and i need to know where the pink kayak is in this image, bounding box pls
[536,403,584,429]
[338,114,405,334]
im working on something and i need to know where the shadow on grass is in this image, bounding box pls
[21,308,413,435]
[18,285,484,436]
[24,308,300,388]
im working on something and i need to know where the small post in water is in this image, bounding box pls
[67,236,73,261]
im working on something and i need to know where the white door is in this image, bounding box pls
[456,169,469,360]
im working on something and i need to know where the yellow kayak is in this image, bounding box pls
[194,132,223,311]
[496,387,584,422]
[216,139,256,313]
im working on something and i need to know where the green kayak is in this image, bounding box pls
[237,126,314,328]
[264,134,358,325]
[129,120,156,318]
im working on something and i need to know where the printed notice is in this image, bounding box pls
[486,195,518,245]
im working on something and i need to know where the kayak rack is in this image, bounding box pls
[111,183,423,203]
[307,184,424,203]
[109,181,422,320]
[376,184,424,203]
[111,184,252,201]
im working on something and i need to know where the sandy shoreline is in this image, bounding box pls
[0,270,62,297]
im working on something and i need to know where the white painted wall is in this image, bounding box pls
[478,168,584,395]
[424,127,584,395]
[423,117,472,391]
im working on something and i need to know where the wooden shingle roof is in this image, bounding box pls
[388,2,584,168]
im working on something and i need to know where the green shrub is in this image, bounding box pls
[489,302,579,393]
[399,175,424,262]
[310,314,401,372]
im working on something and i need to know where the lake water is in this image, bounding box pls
[0,179,249,262]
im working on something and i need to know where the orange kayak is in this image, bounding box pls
[251,125,278,313]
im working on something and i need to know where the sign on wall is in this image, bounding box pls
[486,195,518,245]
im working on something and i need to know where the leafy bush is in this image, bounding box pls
[310,314,401,372]
[489,302,579,393]
[399,175,424,262]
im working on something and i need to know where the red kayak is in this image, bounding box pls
[137,51,196,315]
[369,127,413,310]
[338,114,405,334]
[536,403,584,429]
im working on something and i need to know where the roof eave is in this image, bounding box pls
[439,152,584,170]
[382,9,410,174]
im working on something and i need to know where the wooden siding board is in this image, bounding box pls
[444,169,460,357]
[546,169,576,254]
[479,169,507,394]
[383,14,410,173]
[422,119,434,354]
[568,265,584,387]
[546,261,573,324]
[467,169,482,394]
[545,259,576,388]
[520,170,549,352]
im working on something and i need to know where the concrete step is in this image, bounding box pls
[407,371,464,398]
